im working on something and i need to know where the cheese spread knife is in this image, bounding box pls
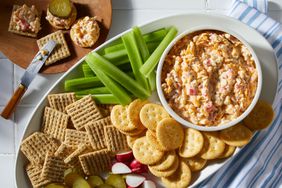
[1,40,57,119]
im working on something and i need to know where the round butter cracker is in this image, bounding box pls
[200,132,225,160]
[132,137,164,165]
[128,99,148,130]
[140,103,170,132]
[243,100,274,131]
[146,130,166,151]
[148,156,179,178]
[111,105,136,132]
[183,156,207,172]
[156,118,184,150]
[179,128,204,158]
[219,123,253,147]
[218,145,236,159]
[161,161,191,188]
[149,150,177,171]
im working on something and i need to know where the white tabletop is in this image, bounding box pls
[0,0,281,187]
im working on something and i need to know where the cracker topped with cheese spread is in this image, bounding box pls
[70,16,100,48]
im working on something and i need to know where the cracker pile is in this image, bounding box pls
[20,94,128,187]
[111,99,258,187]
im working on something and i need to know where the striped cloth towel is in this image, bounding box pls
[196,0,282,188]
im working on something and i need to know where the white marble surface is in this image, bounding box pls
[0,0,281,187]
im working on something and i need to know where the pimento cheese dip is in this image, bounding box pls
[12,4,41,34]
[161,31,258,126]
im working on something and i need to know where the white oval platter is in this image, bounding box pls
[15,13,278,188]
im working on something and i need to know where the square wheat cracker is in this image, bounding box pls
[26,164,51,188]
[79,149,112,175]
[20,132,59,164]
[104,125,130,154]
[42,107,68,141]
[8,5,41,38]
[85,116,111,150]
[54,143,75,159]
[37,30,70,65]
[64,129,91,148]
[48,92,76,112]
[65,95,103,130]
[40,153,68,184]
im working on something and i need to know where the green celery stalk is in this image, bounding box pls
[147,42,160,53]
[83,62,132,73]
[143,28,168,42]
[64,77,103,91]
[122,31,149,90]
[75,87,110,95]
[104,41,160,54]
[86,58,132,105]
[86,52,150,99]
[103,49,127,61]
[102,42,159,65]
[103,28,166,54]
[140,27,178,77]
[82,64,95,77]
[76,94,119,104]
[104,43,124,54]
[132,26,156,91]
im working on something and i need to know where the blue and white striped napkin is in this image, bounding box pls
[196,0,282,187]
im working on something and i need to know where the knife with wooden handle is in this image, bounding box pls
[1,40,57,119]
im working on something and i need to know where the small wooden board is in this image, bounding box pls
[0,0,112,74]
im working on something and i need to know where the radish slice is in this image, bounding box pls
[130,160,143,170]
[142,180,156,188]
[130,160,148,174]
[112,162,132,174]
[125,174,146,187]
[116,151,134,163]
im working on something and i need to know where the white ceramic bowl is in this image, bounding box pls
[156,26,263,131]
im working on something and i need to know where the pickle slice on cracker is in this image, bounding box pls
[49,0,72,18]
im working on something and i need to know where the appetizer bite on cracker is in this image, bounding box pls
[70,16,100,48]
[46,0,77,30]
[8,4,41,37]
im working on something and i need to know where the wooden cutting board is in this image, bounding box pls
[0,0,112,74]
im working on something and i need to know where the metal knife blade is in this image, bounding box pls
[20,40,57,87]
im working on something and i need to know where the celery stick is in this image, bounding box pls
[143,28,168,42]
[122,31,149,90]
[86,53,150,99]
[102,42,158,65]
[82,64,95,77]
[113,56,130,66]
[76,94,119,104]
[83,62,132,74]
[75,87,110,95]
[140,27,178,77]
[103,49,127,61]
[132,26,156,91]
[148,42,160,53]
[64,77,103,91]
[86,59,132,105]
[104,43,124,54]
[103,28,166,54]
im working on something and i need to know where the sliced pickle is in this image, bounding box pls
[97,184,114,188]
[73,177,91,188]
[64,172,81,187]
[45,183,66,188]
[105,174,126,188]
[87,175,104,187]
[49,0,72,18]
